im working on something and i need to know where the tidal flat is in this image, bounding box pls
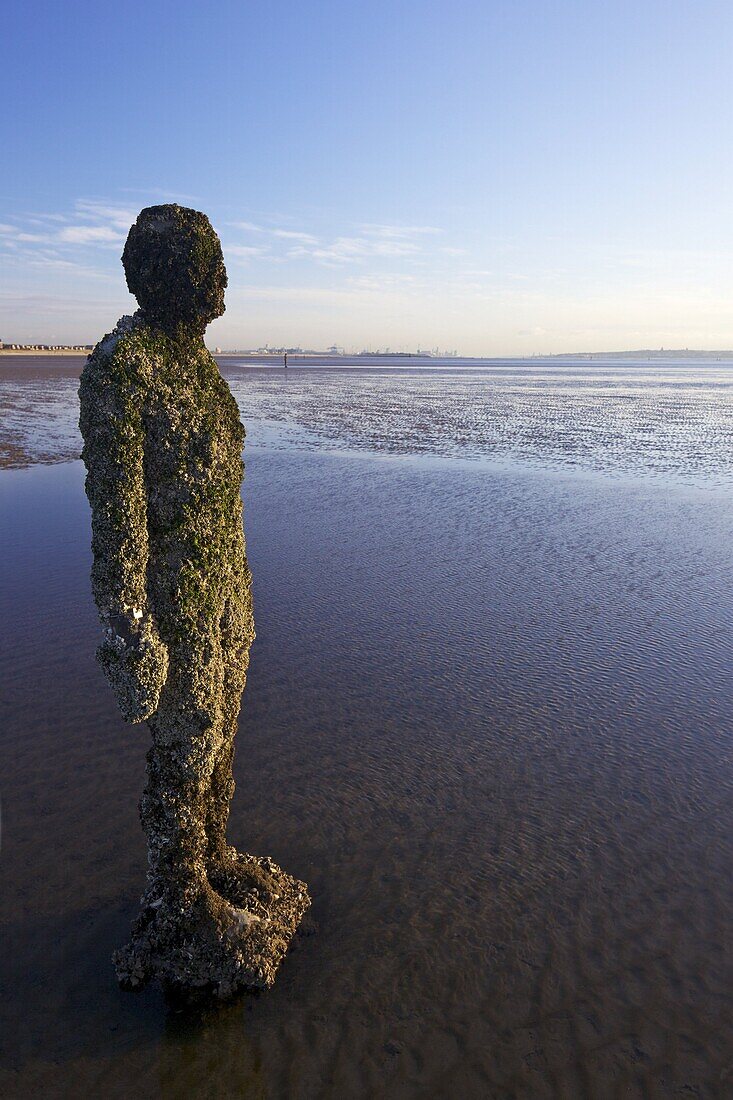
[0,359,732,1097]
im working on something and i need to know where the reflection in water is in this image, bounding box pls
[160,1002,266,1100]
[0,455,731,1097]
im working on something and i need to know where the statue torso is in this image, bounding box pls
[82,315,248,637]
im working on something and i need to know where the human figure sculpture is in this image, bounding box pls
[79,204,309,998]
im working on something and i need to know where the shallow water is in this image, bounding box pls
[1,441,732,1097]
[2,358,733,1095]
[4,355,733,486]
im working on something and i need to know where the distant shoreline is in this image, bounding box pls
[0,349,91,357]
[4,348,733,361]
[538,349,733,361]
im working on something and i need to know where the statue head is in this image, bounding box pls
[122,205,227,334]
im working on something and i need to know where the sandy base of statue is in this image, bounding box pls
[113,848,310,1000]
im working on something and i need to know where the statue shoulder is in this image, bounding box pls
[80,312,162,396]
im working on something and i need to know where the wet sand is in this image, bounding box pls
[1,446,731,1098]
[5,356,733,485]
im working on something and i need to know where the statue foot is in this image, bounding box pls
[114,865,310,1000]
[207,845,286,913]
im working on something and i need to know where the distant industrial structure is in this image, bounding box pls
[210,343,459,357]
[0,337,459,358]
[213,345,323,356]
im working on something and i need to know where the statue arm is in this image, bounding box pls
[79,351,168,722]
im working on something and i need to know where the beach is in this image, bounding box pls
[1,360,732,1097]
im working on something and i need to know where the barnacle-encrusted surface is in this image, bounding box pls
[79,206,309,999]
[122,205,227,335]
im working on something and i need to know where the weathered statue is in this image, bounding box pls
[79,204,309,998]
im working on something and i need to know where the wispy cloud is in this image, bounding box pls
[284,223,445,265]
[224,243,270,260]
[1,202,468,291]
[74,201,137,229]
[28,254,118,278]
[230,221,318,243]
[230,220,267,233]
[1,243,119,278]
[359,223,442,238]
[0,200,133,252]
[24,212,69,223]
[288,238,413,264]
[272,229,318,244]
[225,220,447,266]
[59,225,125,244]
[0,225,54,244]
[1,200,484,346]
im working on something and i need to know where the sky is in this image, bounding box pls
[2,0,733,355]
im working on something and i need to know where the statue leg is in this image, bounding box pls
[202,586,312,981]
[113,649,258,996]
[205,582,252,862]
[141,728,214,907]
[114,597,310,998]
[204,586,279,906]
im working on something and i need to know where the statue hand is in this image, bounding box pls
[97,613,169,723]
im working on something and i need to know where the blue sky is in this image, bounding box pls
[3,0,733,353]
